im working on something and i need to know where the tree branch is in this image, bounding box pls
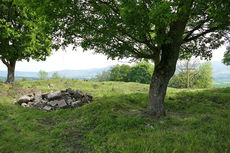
[96,0,120,15]
[114,36,154,59]
[1,57,10,67]
[184,19,210,41]
[168,0,194,41]
[95,0,157,53]
[183,26,219,42]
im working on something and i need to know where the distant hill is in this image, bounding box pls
[211,61,230,87]
[0,66,112,81]
[1,62,230,87]
[212,61,230,79]
[0,71,38,78]
[52,66,111,79]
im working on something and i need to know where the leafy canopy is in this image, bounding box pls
[21,0,229,116]
[0,0,52,63]
[23,0,230,62]
[223,46,230,66]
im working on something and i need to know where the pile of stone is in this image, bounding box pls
[14,88,93,111]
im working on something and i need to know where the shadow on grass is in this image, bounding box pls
[1,87,230,153]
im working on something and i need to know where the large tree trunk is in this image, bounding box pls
[148,1,192,117]
[149,44,180,118]
[6,62,16,83]
[149,65,175,117]
[1,58,16,83]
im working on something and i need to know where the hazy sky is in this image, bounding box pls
[0,45,227,72]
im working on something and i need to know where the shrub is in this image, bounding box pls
[169,62,213,88]
[38,70,48,80]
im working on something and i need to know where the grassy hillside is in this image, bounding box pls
[0,80,230,153]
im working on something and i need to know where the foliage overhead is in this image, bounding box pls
[21,0,230,116]
[23,0,230,61]
[223,46,230,66]
[0,0,52,63]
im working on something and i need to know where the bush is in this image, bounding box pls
[96,70,111,82]
[38,70,48,80]
[128,62,154,84]
[21,77,29,81]
[110,64,131,82]
[96,62,154,84]
[194,62,213,88]
[51,72,61,79]
[169,62,213,88]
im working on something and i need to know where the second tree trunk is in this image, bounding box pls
[6,60,16,83]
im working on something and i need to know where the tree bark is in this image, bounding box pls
[149,71,170,117]
[1,58,17,83]
[148,0,192,118]
[6,62,16,83]
[149,44,180,118]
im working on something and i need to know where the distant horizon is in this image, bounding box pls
[0,65,113,73]
[0,45,227,72]
[0,60,226,73]
[1,60,230,88]
[0,60,228,75]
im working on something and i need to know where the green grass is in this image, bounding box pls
[0,80,230,153]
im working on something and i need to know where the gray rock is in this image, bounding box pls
[27,93,34,98]
[41,99,48,104]
[34,93,42,102]
[12,99,17,104]
[17,95,33,104]
[33,102,45,110]
[43,106,52,111]
[41,92,49,99]
[47,100,57,107]
[28,102,34,106]
[74,90,84,99]
[48,100,58,107]
[57,99,68,108]
[21,103,28,107]
[48,99,67,108]
[85,93,93,101]
[66,88,75,95]
[71,100,82,107]
[66,98,73,105]
[17,88,93,111]
[81,96,90,104]
[61,91,70,96]
[47,91,62,100]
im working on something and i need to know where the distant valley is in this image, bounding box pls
[212,61,230,87]
[0,62,230,87]
[0,66,111,81]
